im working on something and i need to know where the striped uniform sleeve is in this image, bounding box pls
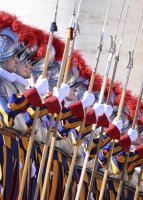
[0,87,42,128]
[82,125,121,161]
[110,135,132,175]
[110,143,141,176]
[0,87,66,129]
[26,99,83,121]
[127,144,143,177]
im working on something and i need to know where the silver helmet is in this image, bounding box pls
[17,42,38,63]
[32,58,45,82]
[47,62,79,88]
[0,28,19,61]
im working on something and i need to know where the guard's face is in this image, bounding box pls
[6,57,18,73]
[66,86,77,101]
[17,62,32,79]
[17,62,27,78]
[25,63,32,79]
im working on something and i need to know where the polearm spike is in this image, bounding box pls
[89,0,111,90]
[107,0,130,104]
[42,0,59,78]
[98,0,125,103]
[53,0,59,22]
[98,1,131,199]
[116,9,143,200]
[63,1,111,199]
[75,1,126,199]
[18,1,59,200]
[40,1,82,199]
[63,0,81,83]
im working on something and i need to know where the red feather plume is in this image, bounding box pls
[0,11,16,29]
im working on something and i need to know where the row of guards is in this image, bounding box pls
[1,0,143,199]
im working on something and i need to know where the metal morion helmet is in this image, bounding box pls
[17,42,38,63]
[47,62,79,91]
[31,58,44,82]
[0,27,19,62]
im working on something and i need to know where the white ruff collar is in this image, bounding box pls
[0,68,29,87]
[13,73,29,88]
[0,67,16,82]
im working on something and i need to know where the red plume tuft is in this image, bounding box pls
[137,103,143,125]
[126,95,138,118]
[0,11,16,29]
[137,111,143,126]
[22,32,37,47]
[31,28,47,46]
[12,19,25,33]
[73,50,92,79]
[104,78,111,97]
[35,44,46,58]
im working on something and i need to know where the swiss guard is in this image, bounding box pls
[0,8,143,200]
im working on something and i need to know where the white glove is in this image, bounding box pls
[93,103,104,116]
[35,75,49,96]
[0,67,16,82]
[103,104,113,119]
[53,83,70,103]
[81,91,95,109]
[112,118,123,131]
[128,128,138,142]
[61,83,70,97]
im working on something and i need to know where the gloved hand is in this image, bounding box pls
[53,83,70,103]
[35,75,49,96]
[128,128,138,142]
[93,103,104,116]
[103,104,113,119]
[81,91,95,109]
[112,118,123,131]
